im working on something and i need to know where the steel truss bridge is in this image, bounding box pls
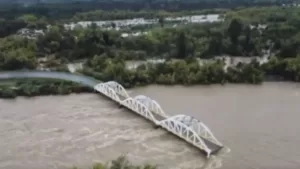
[0,71,223,157]
[95,81,223,157]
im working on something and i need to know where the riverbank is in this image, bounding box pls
[1,53,300,99]
[0,78,93,99]
[81,56,300,88]
[0,57,300,99]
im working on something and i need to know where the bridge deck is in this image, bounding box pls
[152,113,166,121]
[202,138,222,154]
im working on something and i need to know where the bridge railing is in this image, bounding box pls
[94,81,223,157]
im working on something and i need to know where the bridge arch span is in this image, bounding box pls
[94,83,121,102]
[104,81,129,99]
[94,81,223,157]
[121,97,157,123]
[134,95,167,118]
[158,117,212,156]
[166,115,223,147]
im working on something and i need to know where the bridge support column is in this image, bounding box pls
[118,104,124,109]
[154,124,161,129]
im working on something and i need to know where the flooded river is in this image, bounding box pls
[1,82,300,169]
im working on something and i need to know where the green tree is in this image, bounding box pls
[227,19,243,44]
[176,31,187,59]
[158,16,165,27]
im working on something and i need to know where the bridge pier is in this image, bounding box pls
[154,124,162,129]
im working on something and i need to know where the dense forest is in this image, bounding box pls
[0,0,297,19]
[0,2,299,24]
[1,3,300,97]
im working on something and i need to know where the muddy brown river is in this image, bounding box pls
[1,82,300,169]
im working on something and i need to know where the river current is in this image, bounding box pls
[1,82,300,169]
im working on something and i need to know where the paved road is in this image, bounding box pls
[0,71,100,88]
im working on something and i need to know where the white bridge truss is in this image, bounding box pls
[94,81,223,157]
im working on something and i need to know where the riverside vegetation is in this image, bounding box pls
[72,156,156,169]
[0,78,93,98]
[1,6,300,95]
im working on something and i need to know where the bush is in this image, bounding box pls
[0,87,17,98]
[0,79,94,99]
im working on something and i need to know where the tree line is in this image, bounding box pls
[0,0,293,19]
[0,78,93,99]
[1,6,300,91]
[80,54,300,88]
[3,6,300,59]
[81,56,266,88]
